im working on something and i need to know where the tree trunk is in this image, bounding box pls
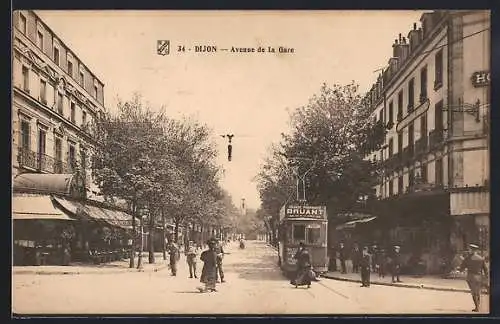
[137,216,144,269]
[162,209,167,260]
[148,208,155,264]
[174,220,179,243]
[129,202,136,269]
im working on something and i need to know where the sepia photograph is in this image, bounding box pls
[11,9,490,315]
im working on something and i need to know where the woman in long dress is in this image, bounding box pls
[197,239,218,293]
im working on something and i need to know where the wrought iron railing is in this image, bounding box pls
[18,147,72,174]
[17,147,37,169]
[429,129,444,149]
[415,136,428,156]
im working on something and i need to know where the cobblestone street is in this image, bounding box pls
[12,241,489,315]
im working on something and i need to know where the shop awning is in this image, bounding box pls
[52,196,138,230]
[13,173,80,196]
[12,195,75,221]
[335,216,377,230]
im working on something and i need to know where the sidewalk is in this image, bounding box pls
[265,244,482,294]
[12,252,169,275]
[321,271,474,293]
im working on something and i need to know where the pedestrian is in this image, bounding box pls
[214,238,226,283]
[351,243,361,273]
[328,245,337,272]
[339,243,347,274]
[198,238,218,293]
[370,244,378,273]
[390,245,403,283]
[292,242,313,288]
[185,240,199,279]
[360,246,372,287]
[459,243,488,312]
[376,248,387,278]
[167,239,180,276]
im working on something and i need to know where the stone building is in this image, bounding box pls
[362,10,490,274]
[12,10,104,199]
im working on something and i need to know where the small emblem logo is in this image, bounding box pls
[157,40,170,56]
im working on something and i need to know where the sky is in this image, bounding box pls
[36,10,427,210]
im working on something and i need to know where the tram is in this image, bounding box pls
[278,204,328,277]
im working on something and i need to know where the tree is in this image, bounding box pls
[257,82,385,229]
[91,94,170,268]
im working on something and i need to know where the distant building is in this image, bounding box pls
[363,10,490,273]
[12,10,105,199]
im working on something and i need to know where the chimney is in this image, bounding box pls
[400,37,410,61]
[408,22,420,52]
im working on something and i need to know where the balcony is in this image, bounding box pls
[429,129,444,149]
[18,147,72,174]
[415,136,428,157]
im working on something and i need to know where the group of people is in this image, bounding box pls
[165,237,226,293]
[332,243,404,286]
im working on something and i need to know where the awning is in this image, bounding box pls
[13,173,80,196]
[12,195,75,221]
[335,216,377,230]
[52,196,138,229]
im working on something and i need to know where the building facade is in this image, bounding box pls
[12,10,105,198]
[364,10,490,273]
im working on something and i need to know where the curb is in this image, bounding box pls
[320,273,471,293]
[13,264,169,276]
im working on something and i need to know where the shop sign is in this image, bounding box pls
[471,71,490,88]
[285,205,326,219]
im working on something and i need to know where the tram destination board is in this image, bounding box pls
[285,205,327,219]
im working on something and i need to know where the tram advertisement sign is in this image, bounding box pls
[285,205,327,219]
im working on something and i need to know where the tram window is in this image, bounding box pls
[293,224,306,242]
[307,227,321,244]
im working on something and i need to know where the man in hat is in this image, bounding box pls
[390,245,402,283]
[338,243,347,274]
[167,237,180,276]
[214,237,226,283]
[185,240,199,279]
[460,243,488,312]
[360,246,372,287]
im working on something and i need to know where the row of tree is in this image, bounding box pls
[255,82,386,245]
[90,94,238,268]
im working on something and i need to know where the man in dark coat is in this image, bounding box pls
[390,245,402,283]
[339,243,347,274]
[214,238,225,283]
[360,246,372,287]
[460,244,488,312]
[351,243,361,273]
[167,240,180,276]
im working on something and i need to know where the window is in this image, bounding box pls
[37,31,44,50]
[293,224,306,243]
[379,109,384,124]
[82,110,87,126]
[408,122,414,154]
[389,179,394,196]
[38,128,46,156]
[389,138,394,156]
[94,84,98,99]
[421,114,428,139]
[79,70,85,86]
[67,60,73,77]
[55,137,62,173]
[397,90,403,121]
[57,93,63,114]
[398,132,403,156]
[408,78,415,112]
[68,143,76,168]
[20,119,30,150]
[398,176,403,194]
[19,13,27,34]
[306,226,321,245]
[435,159,443,185]
[81,149,87,171]
[70,102,76,123]
[435,101,443,131]
[435,50,443,88]
[421,163,428,182]
[420,66,428,101]
[388,101,394,125]
[53,47,60,65]
[40,79,47,104]
[22,66,29,92]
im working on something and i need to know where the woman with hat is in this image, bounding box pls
[197,238,219,293]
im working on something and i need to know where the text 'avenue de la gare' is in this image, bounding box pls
[178,45,295,54]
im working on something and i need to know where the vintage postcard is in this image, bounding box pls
[11,10,490,315]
